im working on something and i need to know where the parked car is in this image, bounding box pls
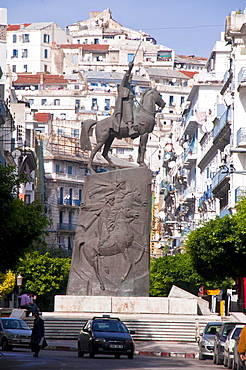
[232,336,246,370]
[198,321,223,360]
[77,315,135,359]
[213,322,246,365]
[0,317,32,350]
[223,324,244,368]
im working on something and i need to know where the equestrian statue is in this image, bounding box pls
[80,61,166,173]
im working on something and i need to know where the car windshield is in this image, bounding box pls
[232,327,243,339]
[92,320,128,333]
[205,324,222,335]
[2,319,30,330]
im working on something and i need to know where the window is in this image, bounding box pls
[72,129,79,138]
[22,49,28,58]
[13,34,17,43]
[71,54,77,63]
[105,99,110,111]
[54,99,60,106]
[94,38,99,44]
[59,211,63,224]
[12,65,16,72]
[23,64,28,72]
[12,49,18,58]
[91,98,98,110]
[22,34,30,42]
[60,113,66,120]
[69,211,73,225]
[157,50,172,61]
[28,99,34,105]
[180,96,185,106]
[68,165,73,175]
[74,85,80,90]
[57,128,63,135]
[55,164,60,173]
[43,34,50,43]
[44,49,48,58]
[77,39,80,44]
[44,64,48,72]
[128,53,134,63]
[75,100,80,109]
[169,96,174,106]
[41,99,47,106]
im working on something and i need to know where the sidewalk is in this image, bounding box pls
[46,339,199,358]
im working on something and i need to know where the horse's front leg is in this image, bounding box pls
[137,132,149,166]
[121,248,132,282]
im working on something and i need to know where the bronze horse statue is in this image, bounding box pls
[80,87,165,173]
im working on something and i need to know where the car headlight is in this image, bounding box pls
[204,339,213,345]
[94,338,106,343]
[125,339,133,344]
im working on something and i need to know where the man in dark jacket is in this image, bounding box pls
[30,312,44,357]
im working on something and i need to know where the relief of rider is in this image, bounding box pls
[113,61,138,137]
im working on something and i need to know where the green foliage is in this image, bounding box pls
[15,251,71,311]
[186,197,246,285]
[149,253,203,296]
[0,164,50,272]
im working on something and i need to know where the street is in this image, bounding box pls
[0,348,220,369]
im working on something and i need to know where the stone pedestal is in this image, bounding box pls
[66,167,152,296]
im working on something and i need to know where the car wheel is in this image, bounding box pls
[232,357,237,370]
[224,355,228,367]
[216,353,223,365]
[214,353,217,364]
[89,343,94,358]
[78,343,84,357]
[1,337,12,351]
[199,351,205,360]
[128,352,134,359]
[228,357,233,369]
[114,354,121,359]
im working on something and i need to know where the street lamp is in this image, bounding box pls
[16,274,23,296]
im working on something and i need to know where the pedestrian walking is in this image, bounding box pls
[30,312,45,357]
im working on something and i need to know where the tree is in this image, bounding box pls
[150,253,204,296]
[15,251,71,311]
[0,164,50,272]
[186,197,246,285]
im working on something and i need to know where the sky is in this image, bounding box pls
[1,0,246,58]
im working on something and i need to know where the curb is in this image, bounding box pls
[46,345,197,358]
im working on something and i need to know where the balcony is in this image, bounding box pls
[57,198,81,207]
[182,109,198,136]
[182,185,195,203]
[237,67,246,91]
[182,138,197,169]
[211,168,230,198]
[236,128,246,148]
[235,186,246,203]
[58,223,77,231]
[198,188,213,208]
[213,107,231,151]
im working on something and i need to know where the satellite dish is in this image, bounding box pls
[168,161,176,169]
[175,145,184,156]
[30,85,35,91]
[17,94,23,100]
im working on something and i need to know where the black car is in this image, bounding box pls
[77,315,135,359]
[213,322,246,365]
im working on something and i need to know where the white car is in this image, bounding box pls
[223,324,244,368]
[0,317,32,351]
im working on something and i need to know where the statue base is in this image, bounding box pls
[66,167,152,296]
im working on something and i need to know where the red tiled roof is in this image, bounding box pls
[177,54,207,61]
[180,71,198,79]
[61,44,109,51]
[15,74,68,84]
[7,23,31,31]
[34,113,51,123]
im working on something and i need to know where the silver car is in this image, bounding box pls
[198,321,223,360]
[0,317,32,350]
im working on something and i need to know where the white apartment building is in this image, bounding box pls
[6,22,71,74]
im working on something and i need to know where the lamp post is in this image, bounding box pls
[16,274,23,307]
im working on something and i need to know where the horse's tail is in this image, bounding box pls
[80,119,97,151]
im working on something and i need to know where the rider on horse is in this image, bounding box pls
[113,61,138,137]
